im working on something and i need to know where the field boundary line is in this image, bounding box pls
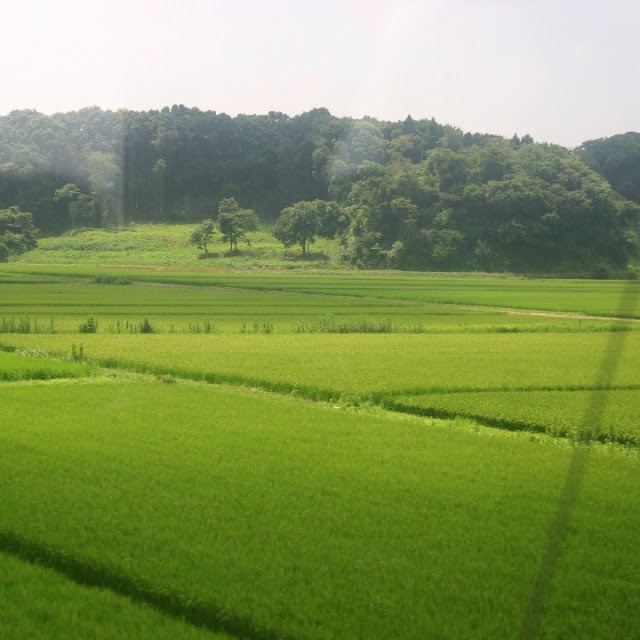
[379,382,640,398]
[0,530,295,640]
[383,399,640,448]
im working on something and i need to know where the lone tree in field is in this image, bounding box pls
[189,218,215,254]
[216,197,259,252]
[273,200,322,255]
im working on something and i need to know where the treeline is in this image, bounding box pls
[333,141,639,271]
[0,106,638,272]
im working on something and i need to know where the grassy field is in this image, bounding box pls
[1,229,639,639]
[0,349,89,381]
[2,280,565,334]
[2,332,638,399]
[387,388,640,445]
[3,259,640,317]
[2,383,638,639]
[12,223,339,269]
[0,553,228,640]
[3,280,627,336]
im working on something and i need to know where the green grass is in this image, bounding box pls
[2,332,638,399]
[13,223,339,269]
[4,259,639,317]
[2,280,612,335]
[387,389,640,446]
[2,236,639,638]
[2,382,638,639]
[0,553,228,640]
[536,454,640,639]
[0,349,89,381]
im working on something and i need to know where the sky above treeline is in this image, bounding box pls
[2,0,638,148]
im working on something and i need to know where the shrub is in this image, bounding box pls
[79,317,99,333]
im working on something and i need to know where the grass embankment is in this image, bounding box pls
[2,383,638,639]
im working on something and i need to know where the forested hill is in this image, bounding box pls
[576,132,640,205]
[1,106,638,272]
[0,106,446,228]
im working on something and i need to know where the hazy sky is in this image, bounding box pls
[2,0,638,147]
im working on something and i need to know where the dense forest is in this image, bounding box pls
[0,106,638,272]
[577,132,640,205]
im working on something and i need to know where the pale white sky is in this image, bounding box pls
[1,0,638,147]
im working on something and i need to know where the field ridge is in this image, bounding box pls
[0,530,289,640]
[383,399,640,447]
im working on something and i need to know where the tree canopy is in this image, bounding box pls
[0,105,637,272]
[273,201,321,255]
[0,206,38,261]
[216,198,259,252]
[577,133,640,205]
[189,218,215,254]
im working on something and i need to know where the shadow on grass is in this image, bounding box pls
[0,530,293,640]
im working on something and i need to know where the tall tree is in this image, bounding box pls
[0,206,38,259]
[54,183,95,228]
[189,218,215,254]
[217,199,258,252]
[273,201,323,255]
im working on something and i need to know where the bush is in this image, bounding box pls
[139,318,155,334]
[92,275,132,285]
[79,317,99,333]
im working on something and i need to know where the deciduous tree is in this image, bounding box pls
[273,201,322,255]
[189,218,215,254]
[216,201,258,252]
[0,206,37,259]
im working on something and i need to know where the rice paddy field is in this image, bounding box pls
[1,239,639,640]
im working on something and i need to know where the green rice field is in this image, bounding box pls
[0,553,227,640]
[1,245,639,639]
[2,260,640,317]
[387,388,640,445]
[2,383,638,639]
[0,349,89,381]
[2,332,638,398]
